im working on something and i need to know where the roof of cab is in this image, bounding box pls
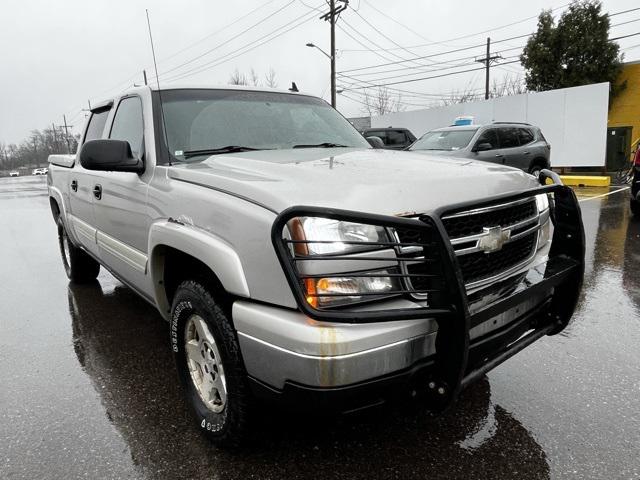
[91,84,313,112]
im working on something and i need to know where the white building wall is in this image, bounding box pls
[371,82,610,168]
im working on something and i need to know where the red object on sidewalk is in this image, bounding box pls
[634,147,640,166]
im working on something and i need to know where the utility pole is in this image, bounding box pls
[62,115,72,154]
[475,37,502,100]
[52,123,59,153]
[320,0,348,108]
[143,69,148,86]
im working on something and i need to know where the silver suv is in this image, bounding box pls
[409,123,551,177]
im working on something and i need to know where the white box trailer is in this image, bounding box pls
[371,82,610,168]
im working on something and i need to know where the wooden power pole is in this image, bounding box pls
[475,37,502,100]
[320,0,348,108]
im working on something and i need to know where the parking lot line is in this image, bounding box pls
[577,186,629,203]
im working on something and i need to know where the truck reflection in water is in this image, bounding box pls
[68,280,550,479]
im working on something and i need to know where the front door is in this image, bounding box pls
[90,95,152,297]
[472,128,505,165]
[606,127,632,171]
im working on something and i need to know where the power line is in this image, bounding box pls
[153,0,298,80]
[341,1,572,53]
[338,11,640,75]
[344,60,521,90]
[162,9,319,83]
[156,0,282,65]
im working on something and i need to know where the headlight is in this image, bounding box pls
[287,217,399,308]
[291,217,389,255]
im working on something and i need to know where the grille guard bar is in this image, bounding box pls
[271,182,585,406]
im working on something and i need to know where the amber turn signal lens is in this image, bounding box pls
[304,278,318,308]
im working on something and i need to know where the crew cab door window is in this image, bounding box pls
[498,128,520,149]
[83,109,111,143]
[109,97,144,157]
[474,129,499,149]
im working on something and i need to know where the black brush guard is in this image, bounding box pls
[271,179,585,408]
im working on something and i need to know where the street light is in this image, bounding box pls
[306,42,335,108]
[306,42,332,60]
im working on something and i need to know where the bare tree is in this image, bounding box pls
[249,68,260,86]
[361,87,405,116]
[229,68,248,85]
[264,68,278,88]
[489,74,527,98]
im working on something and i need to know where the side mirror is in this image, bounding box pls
[79,139,144,173]
[473,142,493,152]
[366,136,385,149]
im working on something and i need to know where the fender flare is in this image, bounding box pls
[48,185,80,245]
[148,220,250,318]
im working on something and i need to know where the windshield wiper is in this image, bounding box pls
[292,142,350,149]
[183,146,264,159]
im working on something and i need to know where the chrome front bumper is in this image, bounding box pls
[234,284,550,391]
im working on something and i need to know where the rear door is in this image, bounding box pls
[90,95,153,296]
[497,127,523,168]
[472,128,504,165]
[67,106,112,257]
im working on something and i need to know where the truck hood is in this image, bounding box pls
[167,148,539,216]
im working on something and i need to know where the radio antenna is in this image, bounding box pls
[145,9,172,165]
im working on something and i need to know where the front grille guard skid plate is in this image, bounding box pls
[270,183,585,406]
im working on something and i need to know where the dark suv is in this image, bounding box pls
[362,127,416,150]
[408,122,551,177]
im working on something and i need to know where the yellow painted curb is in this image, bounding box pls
[545,175,611,187]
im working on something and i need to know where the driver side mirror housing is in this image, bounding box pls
[472,142,493,152]
[79,139,144,173]
[366,136,385,149]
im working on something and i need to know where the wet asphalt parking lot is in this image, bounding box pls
[0,176,639,479]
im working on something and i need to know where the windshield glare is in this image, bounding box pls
[161,89,370,161]
[410,129,477,151]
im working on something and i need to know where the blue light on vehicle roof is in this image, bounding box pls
[453,116,474,126]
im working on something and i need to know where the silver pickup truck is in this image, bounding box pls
[48,85,585,447]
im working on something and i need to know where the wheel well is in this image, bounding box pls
[49,197,61,221]
[159,246,232,313]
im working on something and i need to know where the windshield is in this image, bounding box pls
[160,89,370,161]
[410,129,477,151]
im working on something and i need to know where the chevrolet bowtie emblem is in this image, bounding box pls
[477,226,511,253]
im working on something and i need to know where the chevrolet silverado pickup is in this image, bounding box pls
[47,85,585,447]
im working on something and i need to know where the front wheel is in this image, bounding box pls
[631,199,640,217]
[171,280,252,447]
[57,217,100,283]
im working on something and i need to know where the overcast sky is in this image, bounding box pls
[1,0,639,144]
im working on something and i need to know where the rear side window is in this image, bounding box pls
[110,96,144,156]
[499,128,520,149]
[518,128,534,145]
[475,129,499,149]
[83,109,110,143]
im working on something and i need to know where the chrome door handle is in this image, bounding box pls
[93,184,102,200]
[523,151,530,155]
[495,154,503,157]
[71,180,78,192]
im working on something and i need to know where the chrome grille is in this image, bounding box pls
[395,197,541,291]
[442,197,540,287]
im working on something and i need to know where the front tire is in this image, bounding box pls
[631,199,640,217]
[171,280,251,447]
[57,217,100,283]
